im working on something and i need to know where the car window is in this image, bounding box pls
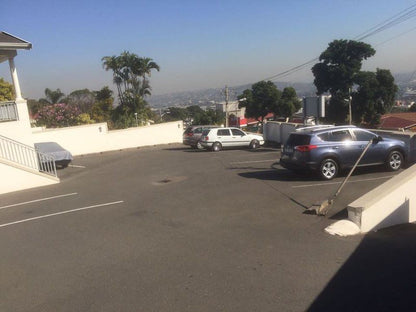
[202,129,211,136]
[231,129,245,136]
[353,130,375,141]
[286,134,310,146]
[217,129,231,136]
[317,132,330,141]
[194,127,202,134]
[329,130,352,142]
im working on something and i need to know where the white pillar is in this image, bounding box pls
[9,57,23,101]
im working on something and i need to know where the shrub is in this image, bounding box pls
[35,103,81,128]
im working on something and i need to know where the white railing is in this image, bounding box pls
[0,135,57,178]
[0,101,18,122]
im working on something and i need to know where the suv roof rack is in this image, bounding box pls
[295,125,334,132]
[295,125,356,133]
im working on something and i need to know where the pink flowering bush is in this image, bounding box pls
[35,103,82,128]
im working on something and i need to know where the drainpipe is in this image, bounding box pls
[8,57,23,101]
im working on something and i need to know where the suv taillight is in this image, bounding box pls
[186,133,193,137]
[295,145,317,152]
[204,136,209,141]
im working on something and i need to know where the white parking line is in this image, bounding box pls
[69,164,86,168]
[0,200,124,229]
[292,175,394,188]
[230,159,277,165]
[0,193,78,211]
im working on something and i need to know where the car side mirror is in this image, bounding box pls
[372,136,382,144]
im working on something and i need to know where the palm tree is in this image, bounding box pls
[139,57,160,88]
[39,88,65,105]
[102,55,124,104]
[102,51,160,128]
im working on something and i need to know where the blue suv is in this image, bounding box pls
[279,125,407,180]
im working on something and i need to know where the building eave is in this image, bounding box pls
[0,31,32,50]
[0,42,32,50]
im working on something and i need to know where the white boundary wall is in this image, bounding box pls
[32,121,184,156]
[1,121,183,194]
[348,163,416,232]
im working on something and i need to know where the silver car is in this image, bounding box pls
[183,125,217,149]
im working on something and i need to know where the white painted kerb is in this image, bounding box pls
[347,163,416,233]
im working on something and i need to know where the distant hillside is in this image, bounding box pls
[148,72,416,108]
[148,82,317,108]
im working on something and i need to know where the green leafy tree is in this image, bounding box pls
[186,105,205,119]
[27,99,44,117]
[352,69,398,126]
[278,87,301,118]
[239,81,281,123]
[91,86,114,124]
[0,78,14,101]
[66,89,95,114]
[312,39,376,123]
[192,108,223,125]
[165,107,189,121]
[39,88,66,105]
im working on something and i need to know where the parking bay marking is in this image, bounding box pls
[0,200,124,229]
[69,164,86,168]
[0,192,78,211]
[292,175,395,188]
[230,159,277,165]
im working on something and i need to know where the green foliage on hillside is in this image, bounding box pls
[238,81,301,121]
[0,78,14,101]
[312,39,397,125]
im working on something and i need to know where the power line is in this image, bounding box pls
[374,25,416,47]
[259,2,416,83]
[354,3,416,40]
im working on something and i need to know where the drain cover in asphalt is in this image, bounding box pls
[152,176,187,185]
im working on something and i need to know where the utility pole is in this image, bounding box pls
[225,85,229,127]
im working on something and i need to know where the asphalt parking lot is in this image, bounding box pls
[1,144,416,311]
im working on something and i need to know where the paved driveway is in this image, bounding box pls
[1,144,415,311]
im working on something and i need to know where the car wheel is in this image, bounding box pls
[250,139,259,149]
[196,141,204,150]
[386,150,403,171]
[212,142,222,152]
[319,158,338,180]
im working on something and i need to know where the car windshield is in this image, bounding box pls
[202,129,211,136]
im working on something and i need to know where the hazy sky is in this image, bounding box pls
[2,0,416,100]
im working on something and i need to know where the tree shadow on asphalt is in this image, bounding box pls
[307,223,416,312]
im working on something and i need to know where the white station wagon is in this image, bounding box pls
[200,127,264,151]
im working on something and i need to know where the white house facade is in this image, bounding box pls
[0,32,59,194]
